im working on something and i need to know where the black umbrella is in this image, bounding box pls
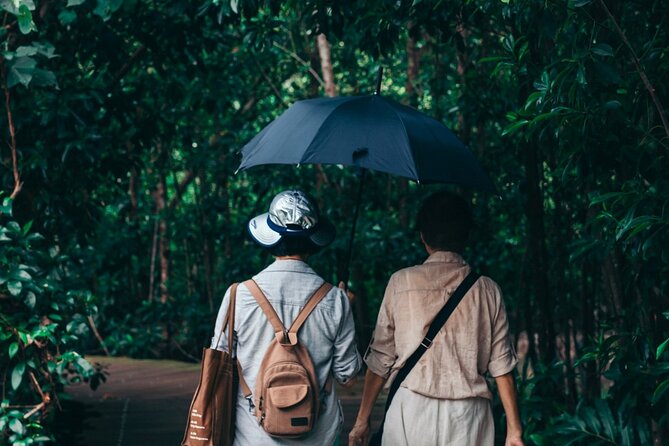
[238,69,496,282]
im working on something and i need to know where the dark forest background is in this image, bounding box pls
[1,0,668,444]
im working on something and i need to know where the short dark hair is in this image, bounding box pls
[267,235,321,257]
[415,191,473,253]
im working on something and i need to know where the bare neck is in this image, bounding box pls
[275,255,308,261]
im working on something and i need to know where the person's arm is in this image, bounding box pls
[495,372,524,446]
[348,369,387,446]
[331,288,363,386]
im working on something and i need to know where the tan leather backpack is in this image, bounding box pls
[238,279,332,437]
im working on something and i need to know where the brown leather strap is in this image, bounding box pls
[244,280,286,334]
[288,282,333,334]
[228,283,238,352]
[216,283,238,352]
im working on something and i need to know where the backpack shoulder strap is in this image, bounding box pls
[287,282,333,336]
[244,279,286,335]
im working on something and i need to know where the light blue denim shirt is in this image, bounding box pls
[211,259,362,445]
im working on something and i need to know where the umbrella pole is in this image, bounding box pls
[375,66,383,95]
[342,168,367,286]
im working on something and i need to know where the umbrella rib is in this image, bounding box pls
[385,100,418,181]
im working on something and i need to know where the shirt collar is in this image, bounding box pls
[262,259,318,275]
[424,251,468,265]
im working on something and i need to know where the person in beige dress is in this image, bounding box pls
[348,191,524,446]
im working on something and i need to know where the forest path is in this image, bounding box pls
[62,355,384,446]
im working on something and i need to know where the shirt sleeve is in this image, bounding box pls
[331,289,363,384]
[487,285,518,377]
[364,275,397,378]
[210,285,233,351]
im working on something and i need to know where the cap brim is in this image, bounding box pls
[248,213,282,247]
[309,218,336,247]
[248,213,336,249]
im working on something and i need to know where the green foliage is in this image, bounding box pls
[0,0,667,443]
[0,198,100,444]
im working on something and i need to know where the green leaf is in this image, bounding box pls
[604,100,621,110]
[230,0,239,14]
[58,9,77,25]
[502,120,529,136]
[14,45,38,57]
[8,281,23,296]
[7,56,37,88]
[657,338,669,360]
[11,362,25,390]
[17,330,28,345]
[592,43,614,57]
[17,4,36,34]
[24,291,36,309]
[8,342,18,359]
[576,64,587,85]
[13,269,32,281]
[31,69,59,88]
[31,42,57,58]
[652,378,669,405]
[22,220,32,235]
[594,399,615,440]
[93,0,121,20]
[1,197,12,215]
[67,0,86,5]
[9,417,24,435]
[573,0,592,6]
[0,0,35,15]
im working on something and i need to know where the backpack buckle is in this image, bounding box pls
[275,331,298,345]
[420,337,433,349]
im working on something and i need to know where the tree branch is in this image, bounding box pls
[252,57,289,109]
[1,59,22,199]
[273,41,325,87]
[598,0,669,139]
[87,315,111,356]
[105,44,147,94]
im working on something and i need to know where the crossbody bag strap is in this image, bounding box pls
[379,270,480,428]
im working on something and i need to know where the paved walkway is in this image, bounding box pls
[63,356,385,445]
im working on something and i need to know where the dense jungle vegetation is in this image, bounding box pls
[1,0,668,444]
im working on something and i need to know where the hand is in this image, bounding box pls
[338,281,356,304]
[348,419,370,446]
[505,434,524,446]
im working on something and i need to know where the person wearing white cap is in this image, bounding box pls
[211,189,362,446]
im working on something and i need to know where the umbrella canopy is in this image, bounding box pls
[238,94,496,193]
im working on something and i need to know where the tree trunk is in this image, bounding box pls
[309,41,320,98]
[454,22,472,145]
[317,34,336,97]
[156,174,169,304]
[406,30,420,107]
[523,141,555,361]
